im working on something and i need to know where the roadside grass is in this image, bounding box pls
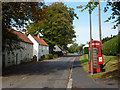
[80,54,118,79]
[67,53,74,55]
[79,54,89,73]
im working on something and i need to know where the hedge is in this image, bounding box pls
[84,47,89,54]
[46,54,53,59]
[102,35,120,56]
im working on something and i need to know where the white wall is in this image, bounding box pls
[39,45,49,57]
[83,44,89,50]
[4,41,33,67]
[28,34,39,61]
[53,45,62,52]
[28,34,49,61]
[118,24,120,33]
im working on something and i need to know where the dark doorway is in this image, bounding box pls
[16,54,18,64]
[2,54,5,69]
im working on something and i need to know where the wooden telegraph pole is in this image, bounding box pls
[98,0,102,44]
[89,4,93,75]
[76,4,93,75]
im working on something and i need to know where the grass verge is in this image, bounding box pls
[67,53,74,55]
[79,54,89,73]
[80,54,118,79]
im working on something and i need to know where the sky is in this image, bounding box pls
[45,1,118,46]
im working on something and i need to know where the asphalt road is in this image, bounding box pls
[2,55,76,88]
[2,54,118,89]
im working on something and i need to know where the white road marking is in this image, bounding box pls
[67,69,72,89]
[66,57,76,89]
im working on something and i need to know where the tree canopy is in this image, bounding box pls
[27,2,78,52]
[68,43,78,53]
[2,2,44,51]
[68,43,84,53]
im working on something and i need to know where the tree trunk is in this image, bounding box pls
[49,45,54,54]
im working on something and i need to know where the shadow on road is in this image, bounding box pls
[64,54,81,57]
[2,56,80,77]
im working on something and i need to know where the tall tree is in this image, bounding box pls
[68,43,78,53]
[2,2,44,51]
[27,2,78,53]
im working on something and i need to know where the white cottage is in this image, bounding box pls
[28,34,49,61]
[83,42,89,49]
[3,29,33,67]
[53,45,67,55]
[83,42,89,53]
[118,24,120,33]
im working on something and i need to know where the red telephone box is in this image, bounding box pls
[88,41,103,73]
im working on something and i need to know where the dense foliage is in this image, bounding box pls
[68,43,78,53]
[46,54,53,59]
[102,35,116,44]
[2,2,44,51]
[84,47,89,54]
[68,43,84,53]
[102,35,120,55]
[27,2,78,53]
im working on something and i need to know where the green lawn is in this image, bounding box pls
[79,54,89,73]
[80,54,118,79]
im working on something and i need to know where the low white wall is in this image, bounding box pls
[4,41,33,67]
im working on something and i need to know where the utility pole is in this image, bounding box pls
[76,4,93,75]
[98,0,102,44]
[89,4,93,75]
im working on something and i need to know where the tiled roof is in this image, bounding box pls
[31,35,49,46]
[9,29,33,44]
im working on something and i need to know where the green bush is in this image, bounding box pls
[102,35,120,55]
[46,54,53,59]
[84,47,89,54]
[53,54,58,58]
[41,55,45,59]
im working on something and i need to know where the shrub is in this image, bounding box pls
[46,54,53,59]
[53,54,58,58]
[84,47,89,54]
[102,35,120,56]
[53,51,63,57]
[41,55,45,59]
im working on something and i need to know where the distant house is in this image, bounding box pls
[28,34,49,61]
[83,42,89,54]
[83,42,89,49]
[3,29,33,67]
[53,45,67,55]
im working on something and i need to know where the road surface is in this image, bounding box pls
[2,54,118,89]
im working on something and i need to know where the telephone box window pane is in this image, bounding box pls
[92,47,99,69]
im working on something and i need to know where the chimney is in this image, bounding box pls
[87,42,88,44]
[37,33,40,38]
[111,34,112,38]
